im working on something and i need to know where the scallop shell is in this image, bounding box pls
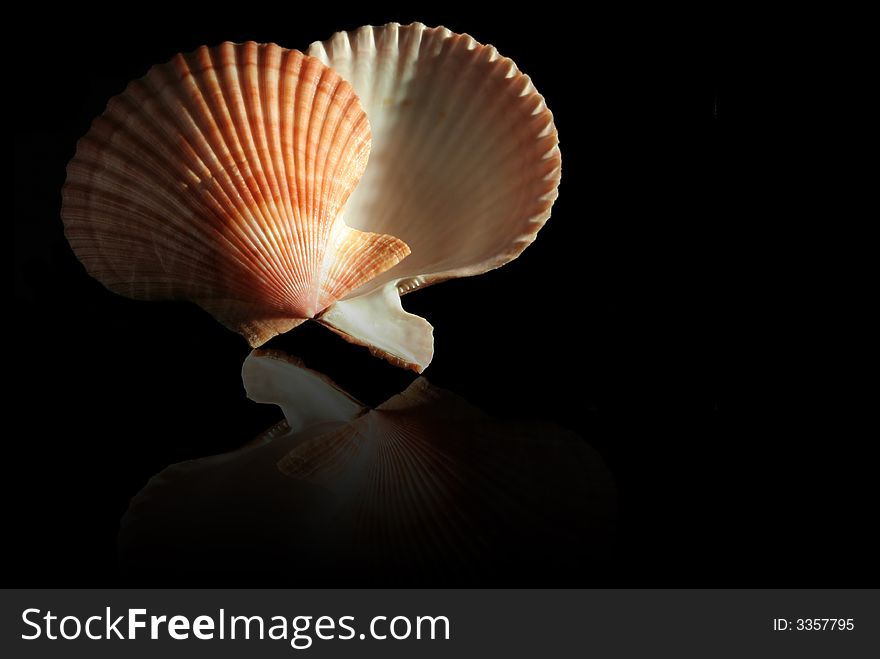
[62,42,410,346]
[63,29,560,371]
[307,23,561,370]
[119,351,615,582]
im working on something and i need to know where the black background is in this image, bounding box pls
[11,4,871,586]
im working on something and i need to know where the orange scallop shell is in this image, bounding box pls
[62,42,410,346]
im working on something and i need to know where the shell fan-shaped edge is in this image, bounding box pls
[307,22,562,291]
[62,41,410,347]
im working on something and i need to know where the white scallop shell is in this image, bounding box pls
[308,23,561,371]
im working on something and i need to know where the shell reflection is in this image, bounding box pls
[120,351,614,583]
